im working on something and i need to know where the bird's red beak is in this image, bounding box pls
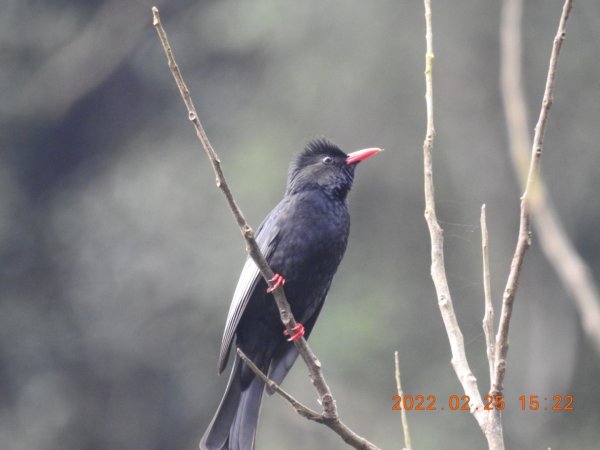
[345,147,383,165]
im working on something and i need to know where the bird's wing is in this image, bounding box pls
[217,214,281,373]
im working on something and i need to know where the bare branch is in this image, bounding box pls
[236,348,322,422]
[151,7,379,450]
[492,0,574,397]
[420,2,510,448]
[500,0,600,356]
[421,0,488,429]
[236,348,379,449]
[394,351,412,450]
[421,1,573,448]
[480,205,495,385]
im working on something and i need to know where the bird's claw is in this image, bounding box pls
[266,273,286,293]
[283,323,305,342]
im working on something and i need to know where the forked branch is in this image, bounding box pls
[151,7,379,450]
[421,0,490,435]
[421,1,573,449]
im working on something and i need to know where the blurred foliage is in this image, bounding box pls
[1,0,600,448]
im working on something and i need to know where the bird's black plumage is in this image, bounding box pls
[200,138,380,450]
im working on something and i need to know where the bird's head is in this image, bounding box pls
[286,138,382,199]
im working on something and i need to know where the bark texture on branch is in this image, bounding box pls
[152,7,379,450]
[421,1,572,449]
[421,0,490,433]
[500,0,600,356]
[493,0,573,397]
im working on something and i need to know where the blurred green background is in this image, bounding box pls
[2,0,599,448]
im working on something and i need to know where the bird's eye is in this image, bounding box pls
[322,156,333,164]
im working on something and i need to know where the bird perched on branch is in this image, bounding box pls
[200,138,381,450]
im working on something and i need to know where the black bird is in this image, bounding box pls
[200,138,381,450]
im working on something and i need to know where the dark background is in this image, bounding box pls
[2,0,599,448]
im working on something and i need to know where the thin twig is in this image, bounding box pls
[480,205,495,385]
[500,0,600,356]
[421,1,571,448]
[151,6,296,337]
[492,0,573,397]
[421,0,488,428]
[421,2,507,448]
[235,349,378,450]
[394,351,412,450]
[236,348,323,422]
[151,7,379,450]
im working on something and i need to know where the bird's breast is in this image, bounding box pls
[269,192,350,292]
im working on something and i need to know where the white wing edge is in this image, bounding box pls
[215,201,284,373]
[217,255,262,372]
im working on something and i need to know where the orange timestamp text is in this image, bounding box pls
[391,394,574,412]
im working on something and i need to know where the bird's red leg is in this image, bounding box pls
[283,323,305,342]
[266,273,286,293]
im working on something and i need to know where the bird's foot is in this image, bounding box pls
[266,273,286,293]
[283,323,305,342]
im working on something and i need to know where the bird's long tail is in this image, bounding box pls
[200,356,265,450]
